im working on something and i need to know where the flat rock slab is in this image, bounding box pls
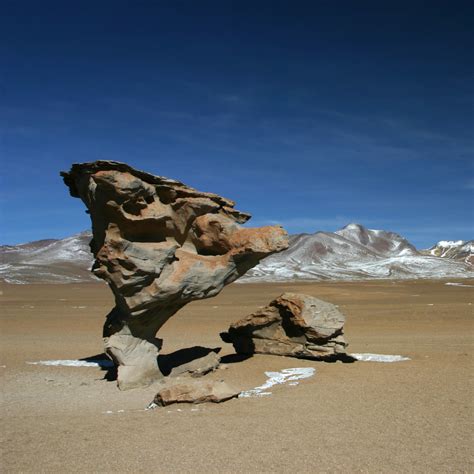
[154,380,240,406]
[221,292,350,360]
[170,351,221,378]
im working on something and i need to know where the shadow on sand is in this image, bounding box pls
[80,346,239,381]
[158,346,221,375]
[80,347,353,383]
[79,353,117,381]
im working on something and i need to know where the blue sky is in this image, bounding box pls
[1,1,473,248]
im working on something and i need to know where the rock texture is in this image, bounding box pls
[153,380,240,406]
[61,161,288,389]
[221,293,349,360]
[169,351,221,378]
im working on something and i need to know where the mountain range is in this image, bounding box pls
[421,240,473,265]
[244,224,473,282]
[0,232,95,284]
[0,224,472,284]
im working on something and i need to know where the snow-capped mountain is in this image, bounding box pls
[335,223,417,256]
[243,224,473,282]
[422,240,474,265]
[0,231,97,284]
[1,224,472,284]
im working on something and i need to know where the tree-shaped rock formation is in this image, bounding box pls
[61,161,288,389]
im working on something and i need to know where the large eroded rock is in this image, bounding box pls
[221,293,349,360]
[61,161,288,389]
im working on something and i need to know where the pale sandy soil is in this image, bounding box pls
[1,279,473,473]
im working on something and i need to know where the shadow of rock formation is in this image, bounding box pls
[158,346,221,376]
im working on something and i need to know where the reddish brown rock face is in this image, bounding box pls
[221,293,350,360]
[61,161,288,389]
[153,380,240,406]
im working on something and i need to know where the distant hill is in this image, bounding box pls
[0,224,472,284]
[0,232,97,284]
[421,240,474,265]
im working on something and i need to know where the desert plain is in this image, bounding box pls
[1,278,473,473]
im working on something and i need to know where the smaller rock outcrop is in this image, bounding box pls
[153,380,240,406]
[221,293,350,360]
[169,351,221,378]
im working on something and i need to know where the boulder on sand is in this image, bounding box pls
[153,380,240,406]
[221,293,350,360]
[61,161,288,389]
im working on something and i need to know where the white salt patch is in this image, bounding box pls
[71,306,87,309]
[239,367,315,398]
[27,359,114,368]
[351,353,410,362]
[445,282,474,288]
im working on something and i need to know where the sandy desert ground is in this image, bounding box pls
[1,279,473,473]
